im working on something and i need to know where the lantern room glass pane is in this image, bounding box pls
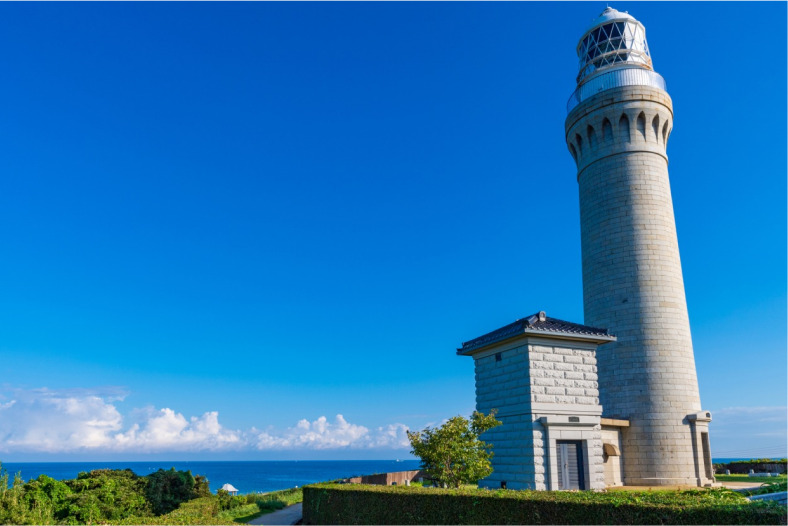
[576,16,653,84]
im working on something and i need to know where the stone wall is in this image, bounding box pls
[528,344,599,406]
[474,338,604,491]
[601,426,624,486]
[344,470,427,486]
[475,343,539,490]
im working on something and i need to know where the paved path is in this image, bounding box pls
[749,491,788,504]
[248,503,302,525]
[719,481,769,491]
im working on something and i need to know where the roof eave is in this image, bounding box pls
[457,328,617,356]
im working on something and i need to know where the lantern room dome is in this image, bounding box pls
[584,7,636,32]
[575,7,652,84]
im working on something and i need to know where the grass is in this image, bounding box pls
[218,502,276,524]
[220,487,303,524]
[717,474,787,484]
[743,481,788,497]
[114,487,304,525]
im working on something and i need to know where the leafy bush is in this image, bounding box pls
[245,487,303,508]
[0,468,151,524]
[216,489,245,511]
[407,411,501,488]
[302,483,787,525]
[18,475,73,524]
[115,497,221,525]
[0,464,218,525]
[146,468,208,515]
[0,463,303,525]
[114,486,303,525]
[64,469,151,523]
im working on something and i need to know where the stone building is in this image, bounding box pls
[459,8,714,490]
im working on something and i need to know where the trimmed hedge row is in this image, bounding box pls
[716,461,788,474]
[303,483,787,525]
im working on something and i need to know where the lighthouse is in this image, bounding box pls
[565,8,714,486]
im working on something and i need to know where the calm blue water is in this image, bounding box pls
[714,458,785,463]
[1,460,421,494]
[2,458,776,493]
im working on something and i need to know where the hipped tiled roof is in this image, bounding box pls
[458,311,613,354]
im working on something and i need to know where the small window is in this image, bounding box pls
[495,352,502,362]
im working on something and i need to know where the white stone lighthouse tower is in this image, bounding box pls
[565,8,714,486]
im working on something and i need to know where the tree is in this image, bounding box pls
[145,467,202,515]
[407,410,502,488]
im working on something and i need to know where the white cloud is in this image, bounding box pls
[252,415,410,450]
[369,424,411,448]
[254,415,366,450]
[0,387,411,454]
[0,388,123,452]
[113,408,242,452]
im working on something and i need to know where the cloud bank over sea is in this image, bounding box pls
[2,386,784,461]
[0,387,411,456]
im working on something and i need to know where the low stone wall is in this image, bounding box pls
[344,470,427,486]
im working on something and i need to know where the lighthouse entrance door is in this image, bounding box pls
[557,440,585,490]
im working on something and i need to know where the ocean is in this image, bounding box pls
[1,460,422,494]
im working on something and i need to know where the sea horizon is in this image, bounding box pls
[1,459,423,494]
[2,457,779,494]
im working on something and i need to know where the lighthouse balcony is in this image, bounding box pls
[567,68,666,113]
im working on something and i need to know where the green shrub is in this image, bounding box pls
[146,468,206,515]
[246,487,303,508]
[0,464,218,525]
[123,487,305,525]
[216,489,244,511]
[720,459,788,475]
[303,483,787,525]
[115,497,221,525]
[63,469,151,523]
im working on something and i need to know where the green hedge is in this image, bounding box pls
[716,460,788,475]
[302,483,787,525]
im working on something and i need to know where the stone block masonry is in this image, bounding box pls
[566,84,713,487]
[473,337,606,491]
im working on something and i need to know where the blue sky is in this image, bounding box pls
[0,2,785,461]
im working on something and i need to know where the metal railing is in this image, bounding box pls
[567,67,666,113]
